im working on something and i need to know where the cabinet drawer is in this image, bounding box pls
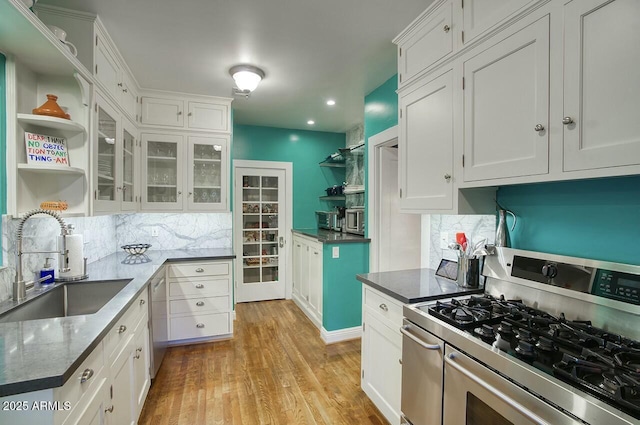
[170,312,230,340]
[169,277,230,298]
[54,340,104,418]
[170,296,230,315]
[104,291,148,361]
[168,262,230,278]
[364,287,403,327]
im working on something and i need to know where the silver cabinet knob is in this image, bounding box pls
[188,192,193,197]
[443,25,450,33]
[117,82,123,87]
[123,88,128,93]
[196,323,205,328]
[444,174,452,181]
[105,405,114,413]
[562,116,574,125]
[177,191,182,196]
[118,325,127,334]
[196,301,205,306]
[139,299,146,306]
[534,124,545,132]
[188,112,193,116]
[80,368,94,383]
[195,267,204,273]
[177,111,183,116]
[195,283,204,289]
[379,303,388,312]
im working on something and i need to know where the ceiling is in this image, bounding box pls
[39,0,432,133]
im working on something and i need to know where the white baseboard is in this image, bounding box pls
[321,325,362,344]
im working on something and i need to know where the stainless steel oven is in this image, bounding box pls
[401,248,640,425]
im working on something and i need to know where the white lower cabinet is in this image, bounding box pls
[291,233,323,328]
[361,286,403,425]
[167,260,233,342]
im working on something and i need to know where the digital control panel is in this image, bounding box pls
[592,269,640,305]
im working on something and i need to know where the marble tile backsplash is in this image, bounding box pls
[428,215,497,270]
[0,212,232,302]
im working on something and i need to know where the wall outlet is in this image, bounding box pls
[332,246,340,258]
[151,227,159,237]
[440,232,450,249]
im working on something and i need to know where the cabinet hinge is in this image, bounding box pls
[399,47,402,57]
[94,190,98,200]
[95,64,98,74]
[399,73,402,83]
[400,109,402,119]
[399,188,403,198]
[462,31,465,44]
[462,77,465,90]
[461,0,464,8]
[95,35,98,46]
[462,155,465,167]
[363,322,365,332]
[110,385,113,399]
[94,103,98,113]
[362,370,364,379]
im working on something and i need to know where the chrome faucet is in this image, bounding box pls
[13,209,70,302]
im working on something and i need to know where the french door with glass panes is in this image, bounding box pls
[235,164,289,302]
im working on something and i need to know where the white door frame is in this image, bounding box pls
[233,160,294,300]
[367,126,398,273]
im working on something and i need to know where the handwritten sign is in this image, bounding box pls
[24,132,69,166]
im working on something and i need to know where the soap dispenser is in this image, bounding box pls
[40,257,55,285]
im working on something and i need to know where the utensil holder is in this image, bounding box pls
[457,257,480,288]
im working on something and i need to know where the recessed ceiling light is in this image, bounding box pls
[326,99,336,106]
[307,120,315,125]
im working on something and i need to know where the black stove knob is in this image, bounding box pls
[515,341,537,360]
[498,321,513,337]
[536,336,555,352]
[516,329,534,343]
[542,263,558,278]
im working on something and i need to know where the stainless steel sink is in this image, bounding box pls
[0,280,130,323]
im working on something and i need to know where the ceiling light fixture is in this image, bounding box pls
[326,100,336,106]
[307,120,315,125]
[229,64,265,93]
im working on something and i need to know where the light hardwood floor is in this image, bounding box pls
[139,299,388,425]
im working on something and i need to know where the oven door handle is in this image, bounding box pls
[445,353,551,425]
[400,325,441,350]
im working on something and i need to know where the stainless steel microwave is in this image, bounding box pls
[345,208,364,235]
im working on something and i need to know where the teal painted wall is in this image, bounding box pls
[497,176,640,265]
[322,242,369,331]
[0,54,6,265]
[233,125,346,229]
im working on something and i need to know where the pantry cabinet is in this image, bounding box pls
[562,0,640,172]
[462,15,550,182]
[361,285,403,425]
[461,0,534,45]
[140,97,184,128]
[292,233,323,328]
[399,69,454,211]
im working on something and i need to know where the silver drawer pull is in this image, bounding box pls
[400,325,441,350]
[195,267,205,273]
[196,301,205,306]
[379,303,388,312]
[196,323,205,328]
[80,368,94,383]
[105,405,114,413]
[139,299,146,306]
[118,325,127,334]
[195,283,204,289]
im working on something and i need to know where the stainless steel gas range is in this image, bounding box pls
[400,248,640,425]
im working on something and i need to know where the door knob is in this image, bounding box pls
[562,117,574,125]
[534,124,545,132]
[444,174,452,181]
[443,25,450,33]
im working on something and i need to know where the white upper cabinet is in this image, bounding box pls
[95,36,121,102]
[399,70,454,211]
[396,0,454,87]
[187,101,229,132]
[562,0,640,172]
[140,97,184,128]
[141,95,231,133]
[462,15,550,182]
[461,0,534,45]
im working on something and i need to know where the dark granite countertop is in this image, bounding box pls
[292,228,370,244]
[356,268,484,304]
[0,248,234,397]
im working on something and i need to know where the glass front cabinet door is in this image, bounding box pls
[141,133,183,210]
[121,118,139,212]
[94,94,119,213]
[186,135,229,211]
